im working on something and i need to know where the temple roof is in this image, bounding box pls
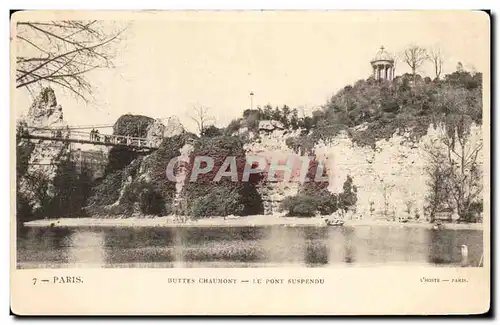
[371,46,394,63]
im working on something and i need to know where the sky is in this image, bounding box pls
[13,11,490,133]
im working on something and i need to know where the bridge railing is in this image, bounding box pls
[22,127,161,149]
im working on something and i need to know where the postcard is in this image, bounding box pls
[11,10,490,315]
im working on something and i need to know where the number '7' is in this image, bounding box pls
[32,278,37,285]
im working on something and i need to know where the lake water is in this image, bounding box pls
[16,225,483,268]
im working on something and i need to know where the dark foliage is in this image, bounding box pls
[43,158,93,218]
[281,172,356,217]
[182,135,264,218]
[113,114,154,138]
[105,114,154,174]
[201,125,224,137]
[286,70,482,151]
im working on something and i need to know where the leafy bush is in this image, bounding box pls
[105,114,154,174]
[43,158,93,218]
[182,135,264,218]
[224,119,242,135]
[190,187,244,219]
[113,114,154,138]
[202,125,224,137]
[281,174,356,217]
[280,195,317,217]
[119,180,165,216]
[87,170,124,206]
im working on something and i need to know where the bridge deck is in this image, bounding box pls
[19,127,161,150]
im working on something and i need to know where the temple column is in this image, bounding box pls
[385,65,388,80]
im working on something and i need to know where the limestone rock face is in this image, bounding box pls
[17,88,70,215]
[146,118,166,140]
[248,122,484,219]
[26,87,66,129]
[316,124,483,220]
[245,128,302,214]
[164,116,185,138]
[259,120,285,132]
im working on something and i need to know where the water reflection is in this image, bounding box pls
[16,225,483,268]
[65,230,106,267]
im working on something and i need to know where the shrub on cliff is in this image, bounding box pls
[285,70,482,151]
[281,171,356,217]
[87,157,143,207]
[87,132,195,217]
[119,180,165,216]
[181,135,264,218]
[86,169,124,207]
[146,133,196,212]
[43,159,93,218]
[191,186,244,219]
[201,125,224,137]
[105,114,155,174]
[113,114,154,137]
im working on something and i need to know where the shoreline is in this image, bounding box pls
[23,215,484,230]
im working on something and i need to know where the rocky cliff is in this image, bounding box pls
[16,88,70,217]
[244,122,302,214]
[245,121,483,220]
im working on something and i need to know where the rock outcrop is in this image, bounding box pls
[26,87,65,128]
[17,88,70,216]
[246,120,484,219]
[146,118,166,140]
[163,116,185,138]
[316,124,483,220]
[244,127,303,214]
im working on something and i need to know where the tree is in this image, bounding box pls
[187,105,215,136]
[424,142,451,222]
[338,175,357,217]
[424,85,484,222]
[16,20,126,101]
[440,88,483,222]
[401,45,428,82]
[201,125,223,137]
[428,46,445,79]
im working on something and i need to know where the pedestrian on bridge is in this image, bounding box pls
[90,129,96,141]
[95,129,100,142]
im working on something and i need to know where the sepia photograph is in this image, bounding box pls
[10,9,490,315]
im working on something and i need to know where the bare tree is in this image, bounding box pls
[424,86,483,222]
[428,46,444,79]
[424,141,451,222]
[401,44,428,83]
[16,20,126,101]
[187,105,215,136]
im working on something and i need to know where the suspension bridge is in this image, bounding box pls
[18,125,162,151]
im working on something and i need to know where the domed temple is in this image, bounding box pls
[371,46,395,81]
